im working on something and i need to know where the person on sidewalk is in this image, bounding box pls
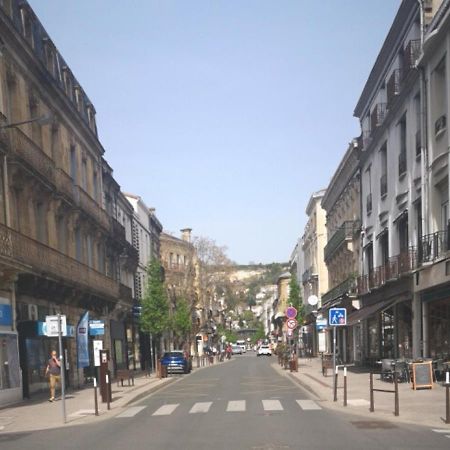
[45,350,61,402]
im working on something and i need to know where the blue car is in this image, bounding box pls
[160,351,191,374]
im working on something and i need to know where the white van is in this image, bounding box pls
[236,340,246,353]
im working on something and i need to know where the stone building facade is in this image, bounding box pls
[0,0,135,405]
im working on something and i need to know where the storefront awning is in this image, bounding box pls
[347,298,395,326]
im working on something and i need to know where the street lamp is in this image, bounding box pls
[0,114,53,130]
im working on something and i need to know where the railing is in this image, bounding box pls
[74,185,110,231]
[321,276,357,305]
[398,151,407,176]
[402,39,421,78]
[419,231,449,263]
[302,267,317,283]
[366,193,373,214]
[112,218,126,242]
[387,69,402,107]
[380,174,387,197]
[0,223,120,300]
[10,127,55,184]
[371,103,387,133]
[357,248,417,295]
[324,221,360,262]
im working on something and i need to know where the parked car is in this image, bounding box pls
[160,350,191,374]
[231,344,242,355]
[257,344,272,356]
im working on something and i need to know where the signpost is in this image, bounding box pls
[285,306,297,319]
[329,308,347,404]
[287,318,298,329]
[45,314,66,424]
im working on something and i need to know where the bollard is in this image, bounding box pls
[343,366,347,407]
[394,372,399,416]
[94,377,99,416]
[106,372,111,411]
[445,371,450,424]
[369,372,374,412]
[333,366,338,402]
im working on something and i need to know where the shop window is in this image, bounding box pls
[428,298,450,358]
[381,308,395,358]
[0,334,21,390]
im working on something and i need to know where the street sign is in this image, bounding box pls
[287,318,298,329]
[316,318,328,330]
[93,340,103,367]
[45,315,67,337]
[329,308,347,326]
[89,320,105,336]
[285,306,297,319]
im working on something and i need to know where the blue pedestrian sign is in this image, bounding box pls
[329,308,347,326]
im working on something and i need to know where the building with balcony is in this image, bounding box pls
[352,0,442,364]
[321,139,361,363]
[124,193,162,369]
[0,0,135,404]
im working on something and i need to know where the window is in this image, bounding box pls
[35,202,47,244]
[56,215,66,254]
[97,242,105,273]
[86,234,93,268]
[0,0,12,17]
[0,161,6,225]
[29,95,42,148]
[379,144,387,196]
[81,158,87,190]
[20,6,34,48]
[365,166,372,215]
[62,68,73,100]
[398,215,409,253]
[43,38,57,77]
[70,145,77,181]
[74,86,83,112]
[414,95,421,158]
[75,228,82,262]
[398,116,407,176]
[93,170,99,201]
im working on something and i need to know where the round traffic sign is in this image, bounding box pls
[286,318,298,329]
[285,306,297,319]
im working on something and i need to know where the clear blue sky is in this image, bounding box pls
[31,1,400,264]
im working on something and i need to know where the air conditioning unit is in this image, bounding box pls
[28,304,38,321]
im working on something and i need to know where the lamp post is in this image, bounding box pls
[0,114,53,130]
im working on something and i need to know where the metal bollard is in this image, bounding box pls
[394,372,399,417]
[445,371,450,424]
[343,366,347,407]
[94,377,99,416]
[369,372,374,412]
[333,366,338,402]
[106,372,111,411]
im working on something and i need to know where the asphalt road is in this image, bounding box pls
[1,353,449,449]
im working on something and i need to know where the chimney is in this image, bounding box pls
[180,228,192,243]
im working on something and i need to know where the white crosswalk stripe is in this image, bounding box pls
[226,400,246,412]
[152,404,179,416]
[116,406,147,418]
[189,402,212,414]
[296,400,322,410]
[262,399,283,411]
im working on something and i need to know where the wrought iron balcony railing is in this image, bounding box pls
[402,39,421,78]
[387,69,402,107]
[324,220,360,262]
[321,276,357,306]
[371,103,387,133]
[0,223,120,300]
[418,230,449,263]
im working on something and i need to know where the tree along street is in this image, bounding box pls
[1,355,449,450]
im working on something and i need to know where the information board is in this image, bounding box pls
[412,361,433,390]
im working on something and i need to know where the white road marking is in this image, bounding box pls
[347,399,370,406]
[432,429,450,433]
[226,400,246,412]
[262,399,283,411]
[296,400,322,410]
[116,406,147,418]
[152,404,179,416]
[189,402,212,413]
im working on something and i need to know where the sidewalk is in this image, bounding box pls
[0,372,175,434]
[273,357,450,429]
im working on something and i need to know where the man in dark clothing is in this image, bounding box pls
[45,350,61,402]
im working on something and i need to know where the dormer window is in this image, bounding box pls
[20,5,34,48]
[62,68,73,100]
[74,86,83,112]
[43,37,57,78]
[0,0,12,17]
[86,104,97,134]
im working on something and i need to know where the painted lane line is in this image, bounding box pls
[116,406,147,418]
[152,404,179,416]
[296,400,322,410]
[189,402,212,414]
[226,400,246,412]
[262,399,283,411]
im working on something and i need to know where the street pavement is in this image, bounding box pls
[0,353,448,449]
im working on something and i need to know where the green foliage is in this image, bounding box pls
[217,324,238,343]
[140,259,170,337]
[288,275,305,324]
[252,321,266,343]
[172,297,192,340]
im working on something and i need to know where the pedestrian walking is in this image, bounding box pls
[45,350,61,402]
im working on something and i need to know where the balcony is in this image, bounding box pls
[0,223,120,300]
[402,39,421,79]
[357,248,417,295]
[10,127,55,184]
[321,276,357,306]
[380,174,387,197]
[112,218,126,242]
[398,151,407,176]
[387,69,402,107]
[370,103,387,134]
[366,193,373,214]
[74,185,110,231]
[418,230,449,263]
[324,221,360,262]
[119,283,133,304]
